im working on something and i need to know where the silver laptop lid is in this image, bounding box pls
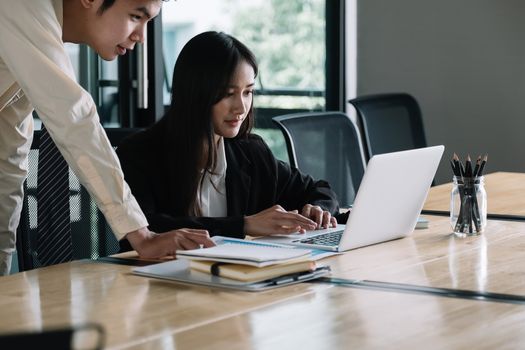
[338,145,444,251]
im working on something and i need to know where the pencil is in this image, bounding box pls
[465,155,472,178]
[477,154,488,177]
[473,155,482,177]
[453,153,464,178]
[450,159,456,175]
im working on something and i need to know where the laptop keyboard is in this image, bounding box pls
[294,230,344,246]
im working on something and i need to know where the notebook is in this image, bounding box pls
[258,145,444,251]
[175,242,312,267]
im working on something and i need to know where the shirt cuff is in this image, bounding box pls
[99,197,149,240]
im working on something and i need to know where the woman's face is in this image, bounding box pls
[212,60,255,141]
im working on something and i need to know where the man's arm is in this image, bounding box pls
[0,2,217,255]
[0,1,146,238]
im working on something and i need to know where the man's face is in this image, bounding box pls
[87,0,162,61]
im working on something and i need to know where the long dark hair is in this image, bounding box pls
[166,31,258,216]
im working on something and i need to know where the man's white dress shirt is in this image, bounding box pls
[0,0,148,274]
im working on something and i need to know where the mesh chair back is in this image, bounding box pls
[349,93,427,160]
[16,128,140,271]
[273,112,365,208]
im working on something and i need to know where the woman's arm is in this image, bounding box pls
[246,135,340,213]
[248,135,340,228]
[117,136,247,239]
[146,213,245,238]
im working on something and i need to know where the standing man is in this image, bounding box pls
[0,0,214,275]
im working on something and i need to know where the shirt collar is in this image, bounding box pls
[213,137,227,177]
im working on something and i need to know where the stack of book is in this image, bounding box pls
[132,237,331,291]
[177,241,319,283]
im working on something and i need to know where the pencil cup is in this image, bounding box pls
[450,176,487,236]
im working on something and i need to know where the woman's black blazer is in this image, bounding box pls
[116,117,341,247]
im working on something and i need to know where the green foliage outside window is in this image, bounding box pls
[226,0,325,109]
[224,0,326,161]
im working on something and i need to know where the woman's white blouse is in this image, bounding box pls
[198,137,228,217]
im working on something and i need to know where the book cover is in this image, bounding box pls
[189,259,317,282]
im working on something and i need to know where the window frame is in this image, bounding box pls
[76,1,345,128]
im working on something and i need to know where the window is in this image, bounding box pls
[161,0,327,161]
[64,44,121,128]
[97,60,120,127]
[54,1,339,160]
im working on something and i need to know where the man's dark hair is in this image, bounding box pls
[98,0,116,14]
[98,0,169,15]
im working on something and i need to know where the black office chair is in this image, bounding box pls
[272,112,366,208]
[0,323,105,349]
[348,93,428,161]
[16,128,141,271]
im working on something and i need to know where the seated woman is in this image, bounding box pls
[117,31,344,249]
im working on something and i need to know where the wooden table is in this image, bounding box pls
[424,172,525,217]
[173,286,525,350]
[2,215,525,349]
[332,216,525,295]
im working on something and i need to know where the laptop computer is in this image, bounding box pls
[258,145,444,252]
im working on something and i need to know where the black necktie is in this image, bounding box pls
[36,125,72,266]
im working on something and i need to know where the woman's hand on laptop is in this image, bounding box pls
[301,204,338,229]
[244,205,317,236]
